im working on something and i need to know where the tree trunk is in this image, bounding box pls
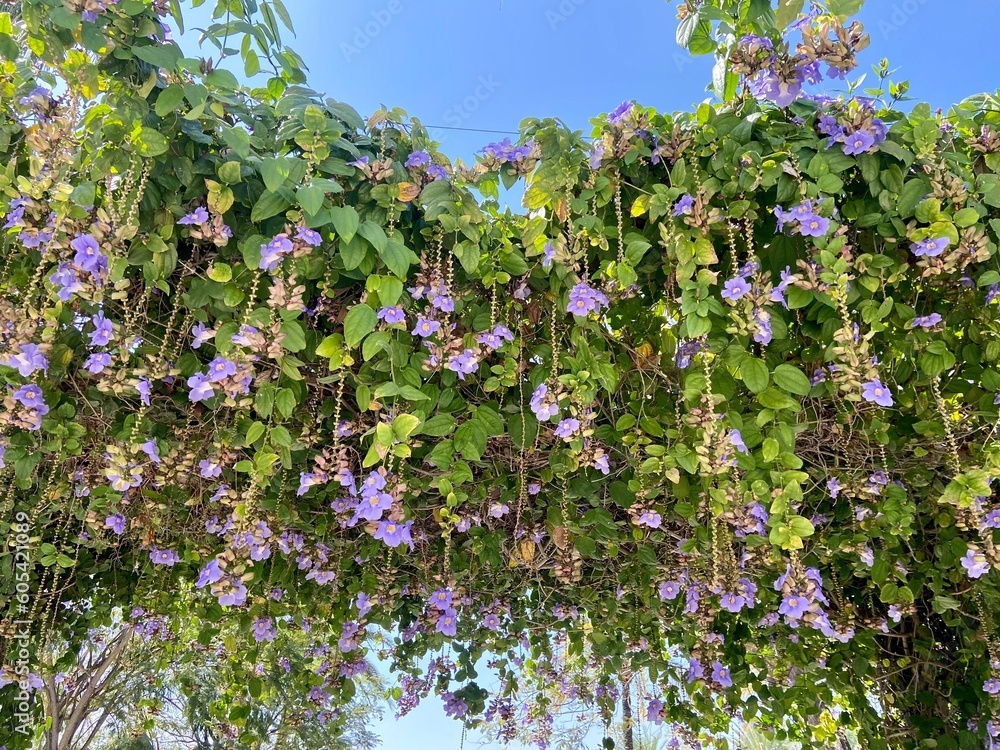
[621,672,634,750]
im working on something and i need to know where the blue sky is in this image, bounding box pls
[178,0,1000,168]
[171,1,1000,747]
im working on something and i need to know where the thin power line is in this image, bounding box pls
[423,124,520,135]
[423,123,594,140]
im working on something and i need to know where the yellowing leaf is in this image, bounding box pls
[631,194,650,217]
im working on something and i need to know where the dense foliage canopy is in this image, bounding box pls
[3,0,1000,748]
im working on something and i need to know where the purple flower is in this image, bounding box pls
[646,698,665,725]
[405,151,430,168]
[89,312,113,346]
[482,612,501,631]
[297,471,327,496]
[566,282,610,316]
[196,559,223,588]
[427,164,448,181]
[827,477,842,498]
[251,618,277,643]
[861,379,894,408]
[984,510,1000,529]
[348,156,370,168]
[374,519,413,548]
[673,195,694,217]
[686,657,704,682]
[593,454,610,474]
[259,234,293,271]
[356,592,373,616]
[207,357,236,382]
[719,592,746,613]
[412,317,441,338]
[961,548,990,579]
[105,514,126,535]
[721,276,751,301]
[711,662,733,689]
[199,458,222,479]
[137,377,150,406]
[12,384,45,409]
[730,429,748,454]
[684,585,700,615]
[658,580,682,601]
[178,206,209,225]
[530,383,560,421]
[436,608,458,637]
[191,322,214,349]
[798,214,830,237]
[430,292,454,313]
[378,306,406,324]
[753,309,773,345]
[50,263,83,301]
[910,236,950,258]
[429,588,454,610]
[554,418,580,440]
[149,548,180,566]
[749,70,802,108]
[296,226,322,246]
[3,343,49,376]
[542,241,557,268]
[985,679,1000,695]
[911,313,943,329]
[779,594,809,619]
[140,440,160,464]
[608,101,633,124]
[589,142,606,170]
[447,349,480,380]
[71,234,104,273]
[771,266,796,308]
[842,129,876,156]
[637,511,662,529]
[354,491,393,522]
[187,373,215,403]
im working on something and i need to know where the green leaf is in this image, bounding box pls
[773,364,812,396]
[134,127,170,158]
[246,421,266,445]
[297,185,325,216]
[358,221,387,253]
[204,69,239,89]
[787,515,815,538]
[207,263,232,282]
[898,179,931,218]
[217,161,242,185]
[251,190,290,223]
[154,84,186,117]
[382,234,417,278]
[330,205,360,243]
[392,414,422,442]
[420,415,456,436]
[275,388,296,419]
[574,536,598,558]
[260,157,291,193]
[279,321,306,352]
[131,42,181,69]
[455,420,488,461]
[827,0,864,17]
[775,0,806,28]
[269,0,296,33]
[742,358,769,394]
[758,387,801,412]
[343,304,376,348]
